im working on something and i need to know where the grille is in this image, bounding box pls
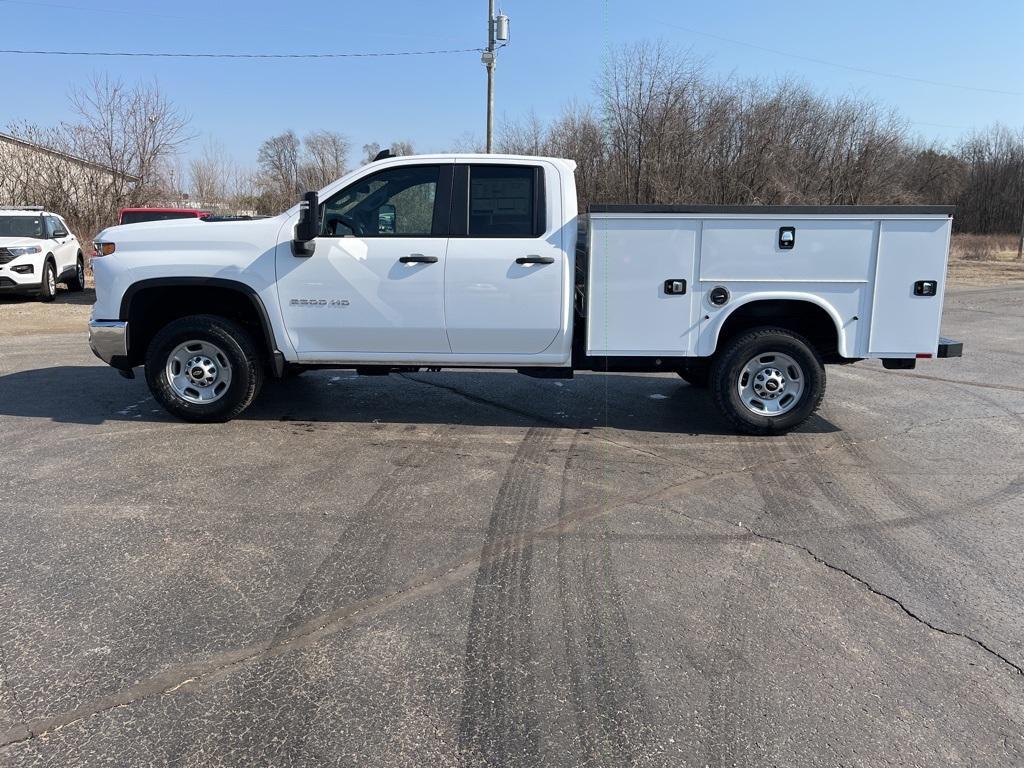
[0,276,16,287]
[0,249,15,265]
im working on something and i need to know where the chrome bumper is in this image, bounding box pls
[88,320,128,366]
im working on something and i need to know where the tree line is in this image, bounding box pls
[495,43,1023,237]
[2,44,1022,243]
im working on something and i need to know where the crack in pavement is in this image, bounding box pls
[738,523,1024,678]
[0,641,27,724]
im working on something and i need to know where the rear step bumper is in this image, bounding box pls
[937,337,964,358]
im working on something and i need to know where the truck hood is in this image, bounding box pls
[96,214,290,254]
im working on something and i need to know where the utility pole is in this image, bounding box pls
[482,2,509,153]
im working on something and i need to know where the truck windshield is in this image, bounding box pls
[0,215,45,238]
[120,211,199,225]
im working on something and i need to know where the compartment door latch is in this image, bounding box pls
[663,279,687,295]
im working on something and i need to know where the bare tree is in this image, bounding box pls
[299,130,349,190]
[256,130,301,212]
[189,139,236,204]
[68,74,192,207]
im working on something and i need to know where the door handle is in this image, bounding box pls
[516,255,554,265]
[399,254,438,264]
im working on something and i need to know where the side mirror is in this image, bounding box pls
[292,190,320,256]
[53,229,68,239]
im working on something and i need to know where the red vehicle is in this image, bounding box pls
[118,208,211,225]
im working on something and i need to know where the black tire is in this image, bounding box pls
[145,315,263,423]
[677,367,709,388]
[66,254,86,292]
[38,260,57,302]
[710,327,825,435]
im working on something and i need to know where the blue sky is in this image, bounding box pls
[1,0,1021,172]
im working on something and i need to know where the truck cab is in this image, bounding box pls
[88,153,961,434]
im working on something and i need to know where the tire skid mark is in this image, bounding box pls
[0,435,889,751]
[698,438,791,767]
[555,431,658,767]
[165,426,457,765]
[457,427,556,768]
[275,425,453,635]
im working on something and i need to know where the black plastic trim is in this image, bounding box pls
[937,337,963,358]
[0,281,41,293]
[118,277,282,368]
[590,204,955,216]
[432,164,454,237]
[450,165,469,236]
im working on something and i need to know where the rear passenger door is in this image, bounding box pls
[45,216,75,275]
[444,162,564,355]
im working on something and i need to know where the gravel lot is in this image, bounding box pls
[0,280,1022,767]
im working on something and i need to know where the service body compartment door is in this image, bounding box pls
[586,215,699,356]
[868,218,952,356]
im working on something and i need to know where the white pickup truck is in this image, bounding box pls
[88,153,962,434]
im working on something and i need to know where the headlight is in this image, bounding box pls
[6,245,42,257]
[93,242,116,256]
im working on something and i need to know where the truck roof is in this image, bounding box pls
[366,153,577,172]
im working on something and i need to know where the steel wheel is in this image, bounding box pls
[165,340,233,404]
[737,351,805,417]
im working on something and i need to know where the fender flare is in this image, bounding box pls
[703,291,851,358]
[119,277,285,375]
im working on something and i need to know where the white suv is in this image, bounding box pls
[0,207,85,301]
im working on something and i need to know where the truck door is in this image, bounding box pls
[275,163,453,356]
[868,217,953,356]
[444,162,565,354]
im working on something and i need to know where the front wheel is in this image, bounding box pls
[145,315,263,422]
[38,261,57,302]
[710,327,825,435]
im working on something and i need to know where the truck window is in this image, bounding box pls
[321,165,441,238]
[468,165,541,237]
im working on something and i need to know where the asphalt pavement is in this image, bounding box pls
[0,284,1021,767]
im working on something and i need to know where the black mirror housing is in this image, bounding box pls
[292,190,320,256]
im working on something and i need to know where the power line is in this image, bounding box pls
[656,19,1024,98]
[0,47,483,59]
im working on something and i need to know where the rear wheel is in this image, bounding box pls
[38,260,57,302]
[145,315,263,422]
[710,327,825,435]
[67,254,86,292]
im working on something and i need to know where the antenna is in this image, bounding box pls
[373,148,394,162]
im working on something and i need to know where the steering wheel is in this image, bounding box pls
[326,214,363,237]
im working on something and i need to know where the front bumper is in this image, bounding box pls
[88,320,129,368]
[0,276,41,294]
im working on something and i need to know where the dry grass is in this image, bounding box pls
[948,233,1024,286]
[951,233,1019,262]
